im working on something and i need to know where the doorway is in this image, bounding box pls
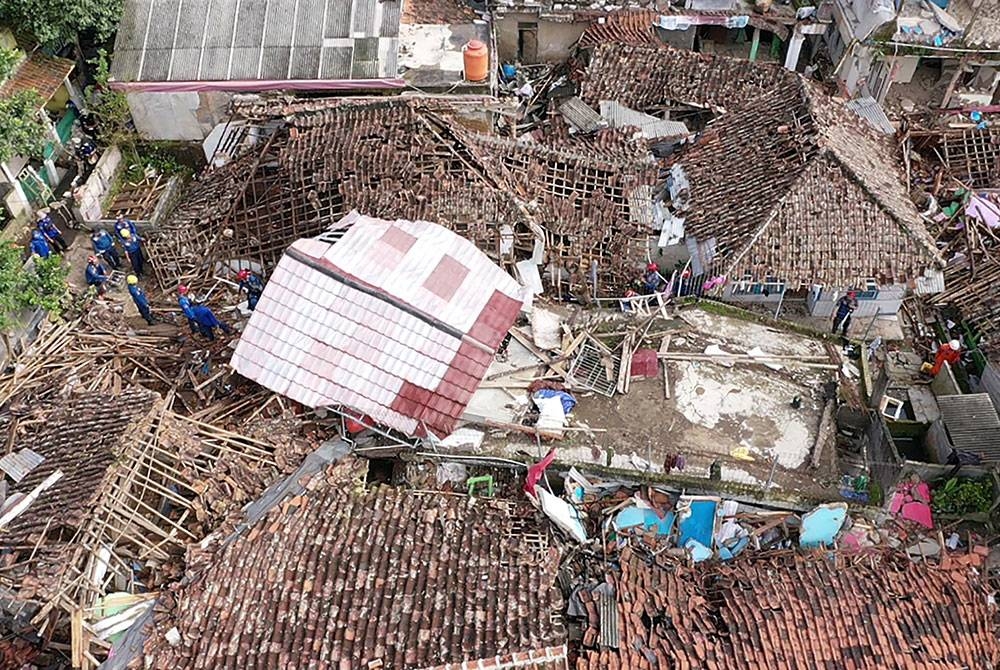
[518,22,538,63]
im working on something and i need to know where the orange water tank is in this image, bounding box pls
[463,40,489,82]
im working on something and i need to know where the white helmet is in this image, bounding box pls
[949,339,961,351]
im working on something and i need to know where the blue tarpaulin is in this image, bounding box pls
[677,497,718,548]
[533,389,577,414]
[614,506,675,536]
[799,503,848,548]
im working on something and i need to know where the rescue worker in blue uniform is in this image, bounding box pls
[191,304,232,340]
[114,214,138,243]
[127,274,155,325]
[85,255,109,295]
[36,212,68,253]
[29,230,51,259]
[120,228,145,277]
[91,228,121,269]
[236,268,264,311]
[177,284,198,334]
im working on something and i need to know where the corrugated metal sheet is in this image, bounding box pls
[597,588,619,649]
[0,448,45,483]
[558,97,606,134]
[599,100,689,139]
[915,268,945,295]
[844,96,895,136]
[979,363,1000,416]
[937,393,1000,462]
[111,0,401,82]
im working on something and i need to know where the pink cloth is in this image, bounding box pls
[111,78,406,93]
[890,481,934,529]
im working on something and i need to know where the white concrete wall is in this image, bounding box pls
[808,285,906,318]
[127,91,233,141]
[74,145,122,223]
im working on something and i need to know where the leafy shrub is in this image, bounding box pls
[932,478,993,515]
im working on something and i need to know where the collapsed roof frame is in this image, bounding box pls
[149,97,660,297]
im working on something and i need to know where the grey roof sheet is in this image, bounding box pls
[558,97,606,134]
[599,100,689,140]
[937,393,1000,463]
[110,0,401,83]
[844,96,895,136]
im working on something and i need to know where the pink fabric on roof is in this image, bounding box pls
[109,78,406,93]
[230,212,523,438]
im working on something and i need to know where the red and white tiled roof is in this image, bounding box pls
[231,211,523,438]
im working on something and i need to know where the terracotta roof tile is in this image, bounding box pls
[574,549,1000,670]
[580,43,793,112]
[1,389,158,547]
[0,51,74,102]
[674,79,941,287]
[152,97,657,298]
[578,10,790,49]
[586,44,939,287]
[145,460,565,669]
[402,0,477,25]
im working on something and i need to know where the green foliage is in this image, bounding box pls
[0,47,23,83]
[932,478,994,516]
[0,90,49,164]
[0,242,68,346]
[0,242,26,335]
[0,0,123,47]
[25,254,68,314]
[86,49,134,148]
[123,143,193,181]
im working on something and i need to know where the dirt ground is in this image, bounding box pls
[483,307,843,501]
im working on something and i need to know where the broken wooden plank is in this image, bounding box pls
[660,334,672,400]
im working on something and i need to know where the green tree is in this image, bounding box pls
[0,242,68,357]
[0,0,123,47]
[0,47,23,83]
[0,91,49,164]
[87,49,133,148]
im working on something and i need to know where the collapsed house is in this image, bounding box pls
[579,42,796,113]
[135,456,566,669]
[230,211,524,439]
[671,75,943,316]
[494,2,806,65]
[148,96,658,297]
[0,388,286,662]
[573,44,943,316]
[830,0,1000,105]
